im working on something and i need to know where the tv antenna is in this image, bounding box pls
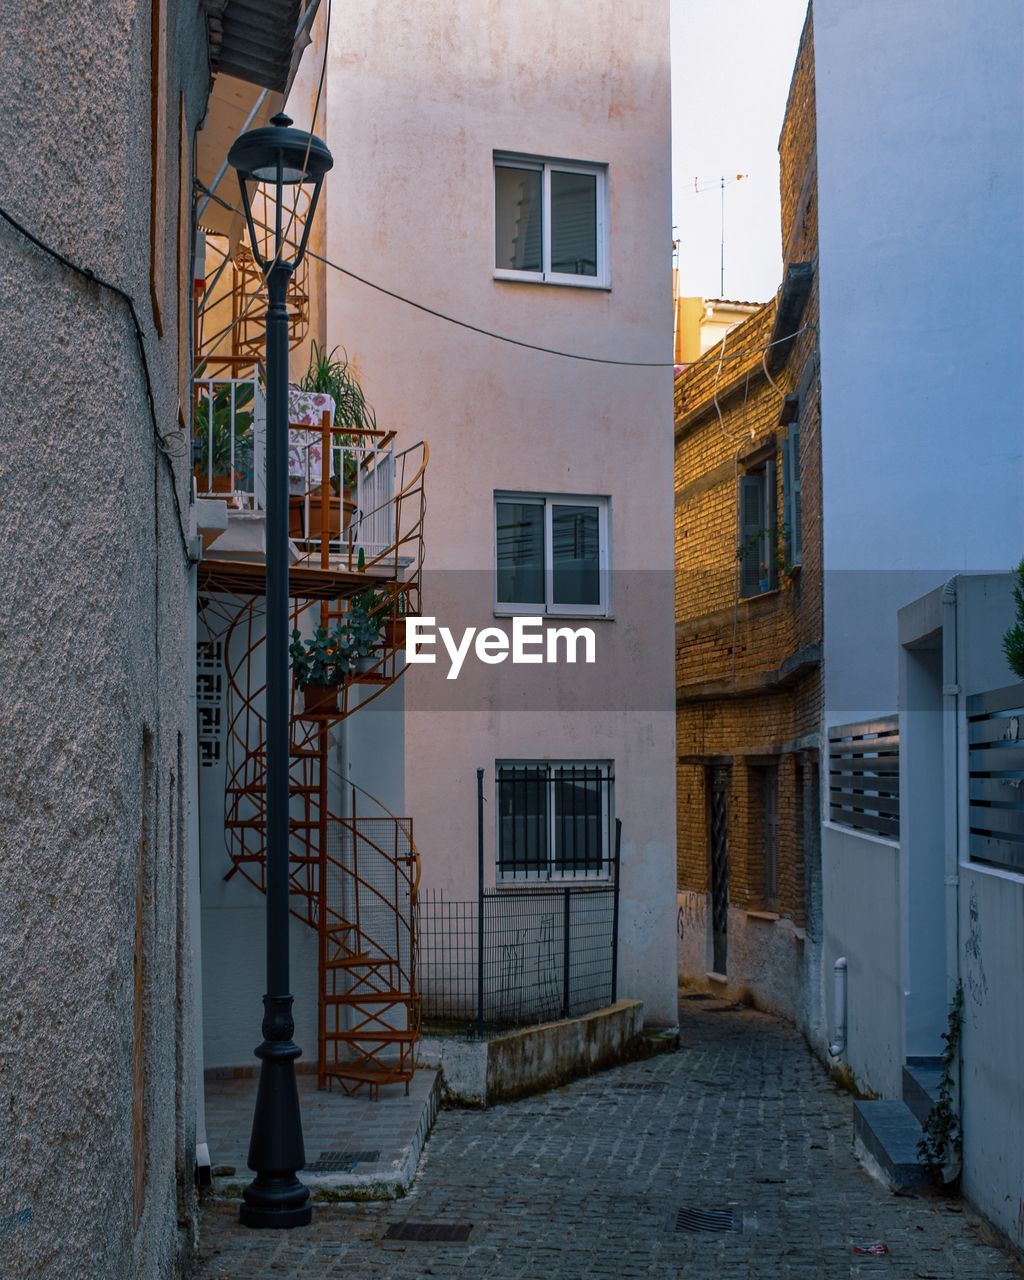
[694,174,748,296]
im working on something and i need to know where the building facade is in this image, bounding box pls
[808,0,1024,1245]
[674,11,821,1027]
[315,0,679,1027]
[0,1,321,1274]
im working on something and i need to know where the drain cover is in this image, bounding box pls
[675,1205,741,1234]
[306,1149,380,1173]
[385,1222,474,1243]
[611,1082,666,1092]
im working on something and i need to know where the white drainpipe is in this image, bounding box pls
[829,956,848,1057]
[941,580,961,998]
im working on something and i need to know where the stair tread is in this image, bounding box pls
[322,1030,419,1042]
[902,1061,943,1125]
[853,1100,932,1190]
[323,1063,415,1083]
[322,992,417,1004]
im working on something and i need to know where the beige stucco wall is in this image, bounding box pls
[322,1,677,1025]
[0,1,209,1275]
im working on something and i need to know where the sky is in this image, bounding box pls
[671,0,810,304]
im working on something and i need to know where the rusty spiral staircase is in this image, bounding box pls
[198,410,429,1097]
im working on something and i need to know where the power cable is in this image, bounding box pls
[0,204,195,566]
[197,181,809,371]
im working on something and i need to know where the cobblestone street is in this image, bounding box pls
[198,1001,1020,1279]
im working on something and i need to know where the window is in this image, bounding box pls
[494,154,608,287]
[782,421,802,567]
[738,458,777,597]
[497,761,614,881]
[495,493,609,616]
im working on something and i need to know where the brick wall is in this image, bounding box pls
[674,6,821,935]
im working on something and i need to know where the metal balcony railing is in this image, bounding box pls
[193,374,266,507]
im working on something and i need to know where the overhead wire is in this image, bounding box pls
[197,180,809,372]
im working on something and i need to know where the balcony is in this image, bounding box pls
[195,378,427,608]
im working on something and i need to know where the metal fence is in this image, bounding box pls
[417,769,621,1031]
[417,880,619,1030]
[967,682,1024,873]
[828,716,900,839]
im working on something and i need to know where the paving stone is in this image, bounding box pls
[197,1004,1020,1279]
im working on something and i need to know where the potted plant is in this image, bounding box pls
[194,375,255,494]
[347,586,395,679]
[289,612,378,712]
[297,342,377,524]
[382,590,410,650]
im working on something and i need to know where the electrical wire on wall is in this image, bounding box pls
[0,204,195,566]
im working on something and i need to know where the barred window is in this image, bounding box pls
[496,761,614,881]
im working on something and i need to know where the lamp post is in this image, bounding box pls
[228,112,333,1230]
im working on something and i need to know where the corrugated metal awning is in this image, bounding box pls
[204,0,319,95]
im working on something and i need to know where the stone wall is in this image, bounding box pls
[0,1,209,1275]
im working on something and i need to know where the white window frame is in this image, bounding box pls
[495,759,615,884]
[494,491,610,618]
[493,154,610,289]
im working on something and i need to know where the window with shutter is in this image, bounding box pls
[494,154,608,287]
[782,423,803,567]
[739,474,766,597]
[495,492,609,616]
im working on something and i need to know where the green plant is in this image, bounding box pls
[918,982,964,1180]
[299,341,376,490]
[290,610,378,689]
[735,526,792,583]
[1002,558,1024,678]
[194,375,255,481]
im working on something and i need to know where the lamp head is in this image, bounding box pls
[229,114,333,270]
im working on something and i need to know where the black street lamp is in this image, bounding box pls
[228,112,333,1230]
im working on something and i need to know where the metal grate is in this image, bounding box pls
[828,717,900,839]
[196,639,225,766]
[417,884,617,1028]
[966,682,1024,872]
[675,1205,741,1234]
[306,1149,381,1173]
[385,1222,474,1243]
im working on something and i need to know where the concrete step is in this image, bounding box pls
[853,1099,933,1190]
[902,1059,943,1126]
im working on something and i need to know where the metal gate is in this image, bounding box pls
[708,765,730,975]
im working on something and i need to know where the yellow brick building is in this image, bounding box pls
[675,8,822,1025]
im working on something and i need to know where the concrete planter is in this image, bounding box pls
[417,999,645,1107]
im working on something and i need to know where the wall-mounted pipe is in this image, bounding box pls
[829,956,848,1057]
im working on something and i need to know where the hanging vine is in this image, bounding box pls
[918,983,964,1179]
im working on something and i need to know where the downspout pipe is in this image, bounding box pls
[828,956,847,1058]
[941,580,961,1000]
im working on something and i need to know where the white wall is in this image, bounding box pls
[323,1,677,1025]
[822,824,904,1097]
[953,575,1024,1248]
[814,0,1024,722]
